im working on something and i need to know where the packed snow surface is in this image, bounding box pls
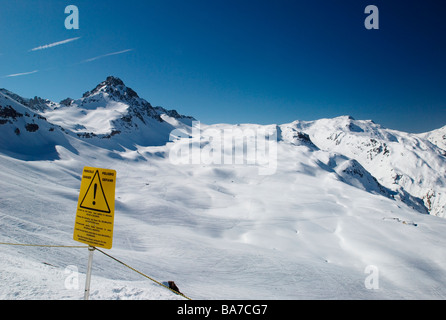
[1,135,446,300]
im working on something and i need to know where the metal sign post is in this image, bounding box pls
[84,246,95,300]
[73,166,117,300]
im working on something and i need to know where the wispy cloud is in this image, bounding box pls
[81,49,133,63]
[4,70,39,78]
[30,37,81,52]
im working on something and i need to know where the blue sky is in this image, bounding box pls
[1,0,445,133]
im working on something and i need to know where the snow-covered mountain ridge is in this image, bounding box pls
[420,125,446,153]
[2,76,194,148]
[279,116,446,217]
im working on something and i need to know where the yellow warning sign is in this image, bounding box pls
[73,167,116,249]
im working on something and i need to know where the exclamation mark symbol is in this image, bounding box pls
[93,183,97,206]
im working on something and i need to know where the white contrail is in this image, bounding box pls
[81,49,133,63]
[30,37,81,51]
[4,70,39,78]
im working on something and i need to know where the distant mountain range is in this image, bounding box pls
[1,76,445,217]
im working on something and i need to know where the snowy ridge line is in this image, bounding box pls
[0,241,192,300]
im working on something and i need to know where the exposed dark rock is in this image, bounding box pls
[0,105,23,119]
[25,123,39,132]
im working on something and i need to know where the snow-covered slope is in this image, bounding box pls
[419,125,446,153]
[0,91,76,160]
[281,116,446,217]
[1,78,446,300]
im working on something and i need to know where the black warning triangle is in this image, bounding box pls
[80,170,111,213]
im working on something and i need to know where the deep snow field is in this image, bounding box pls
[1,130,446,300]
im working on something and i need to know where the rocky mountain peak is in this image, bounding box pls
[104,76,125,87]
[82,76,139,101]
